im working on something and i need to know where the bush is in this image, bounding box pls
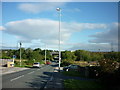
[98,59,119,73]
[24,60,34,65]
[98,59,120,88]
[1,56,11,59]
[87,66,101,78]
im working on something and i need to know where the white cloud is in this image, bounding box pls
[3,19,108,49]
[64,8,81,13]
[18,2,65,14]
[63,22,107,32]
[74,8,80,12]
[89,23,118,45]
[68,43,118,52]
[2,0,119,2]
[0,26,6,30]
[4,19,71,45]
[63,23,118,51]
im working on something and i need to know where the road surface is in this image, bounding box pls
[2,63,57,89]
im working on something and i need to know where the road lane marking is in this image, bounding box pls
[28,71,35,74]
[10,75,24,82]
[50,76,53,81]
[44,75,54,89]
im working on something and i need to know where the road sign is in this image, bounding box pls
[13,55,16,59]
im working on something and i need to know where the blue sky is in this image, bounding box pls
[1,2,118,51]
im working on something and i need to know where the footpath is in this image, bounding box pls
[44,67,95,90]
[44,67,64,90]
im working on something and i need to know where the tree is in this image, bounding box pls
[104,52,120,62]
[62,51,76,61]
[30,51,44,61]
[90,53,104,61]
[74,50,91,61]
[33,48,41,52]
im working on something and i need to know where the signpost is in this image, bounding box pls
[13,55,16,67]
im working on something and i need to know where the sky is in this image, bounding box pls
[0,2,119,51]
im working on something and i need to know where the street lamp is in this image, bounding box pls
[56,8,61,71]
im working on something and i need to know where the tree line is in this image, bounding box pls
[1,48,120,63]
[1,48,53,61]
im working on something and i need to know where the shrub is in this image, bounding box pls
[98,59,120,88]
[98,59,119,73]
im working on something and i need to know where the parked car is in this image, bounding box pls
[33,62,41,68]
[63,66,70,71]
[46,61,51,65]
[63,65,80,71]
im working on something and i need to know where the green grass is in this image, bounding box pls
[14,60,45,68]
[14,64,32,68]
[62,71,85,78]
[64,79,105,90]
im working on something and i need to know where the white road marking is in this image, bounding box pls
[44,75,54,89]
[27,71,35,74]
[50,76,53,81]
[10,75,24,82]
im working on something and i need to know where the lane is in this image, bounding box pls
[2,63,57,89]
[2,65,47,82]
[2,68,37,82]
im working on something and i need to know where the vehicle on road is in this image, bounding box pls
[63,65,80,71]
[33,62,41,68]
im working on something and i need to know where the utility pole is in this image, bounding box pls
[20,42,22,67]
[45,45,46,64]
[99,49,100,52]
[111,42,113,52]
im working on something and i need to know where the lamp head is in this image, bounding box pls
[56,8,61,11]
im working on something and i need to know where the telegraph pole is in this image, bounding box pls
[45,45,46,64]
[111,42,113,52]
[20,42,22,67]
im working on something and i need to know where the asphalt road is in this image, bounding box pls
[2,62,57,90]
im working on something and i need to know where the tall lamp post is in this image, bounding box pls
[20,42,22,67]
[56,8,61,71]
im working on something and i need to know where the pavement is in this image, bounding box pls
[44,67,64,90]
[43,66,95,90]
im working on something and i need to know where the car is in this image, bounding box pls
[33,62,41,68]
[63,66,70,71]
[63,65,80,71]
[46,61,51,65]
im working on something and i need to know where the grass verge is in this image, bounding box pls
[14,64,32,68]
[62,71,85,77]
[64,79,105,90]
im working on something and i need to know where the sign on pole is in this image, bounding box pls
[13,55,16,59]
